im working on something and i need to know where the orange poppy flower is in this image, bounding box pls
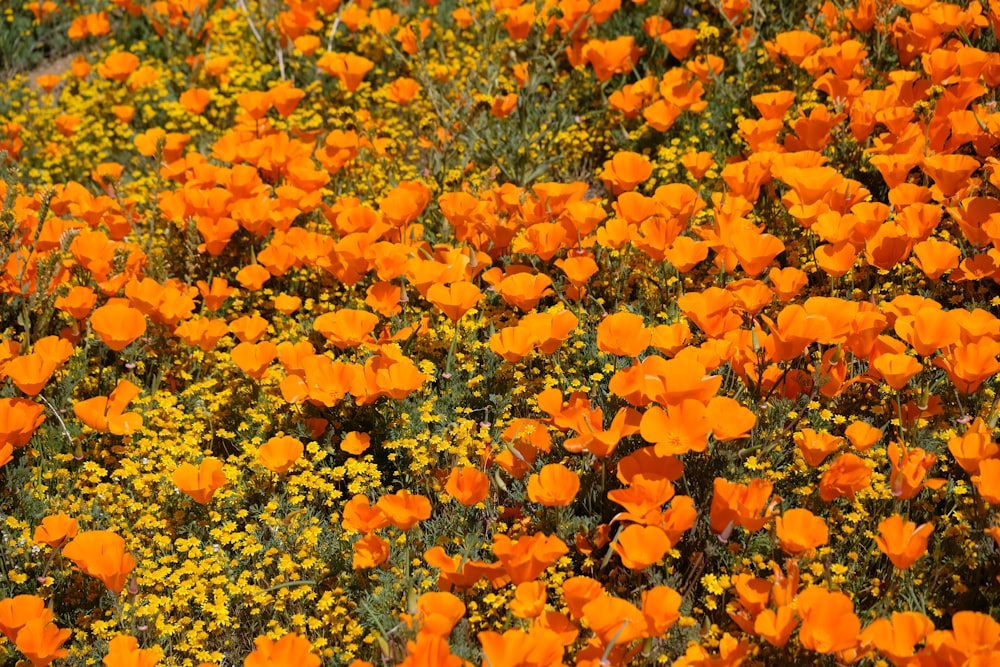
[339,431,370,456]
[245,633,320,667]
[258,436,303,474]
[871,352,922,390]
[581,595,647,645]
[90,302,146,352]
[341,495,390,534]
[775,508,828,555]
[478,627,564,667]
[875,514,934,570]
[507,580,546,620]
[14,616,71,667]
[934,340,1000,394]
[922,153,981,199]
[600,151,653,194]
[228,314,270,344]
[0,398,45,448]
[860,611,935,666]
[710,477,775,536]
[972,459,1000,504]
[819,453,872,502]
[0,595,48,642]
[794,428,842,467]
[235,264,271,291]
[230,341,279,379]
[73,379,143,435]
[947,418,998,474]
[33,514,78,548]
[526,463,580,507]
[426,281,482,321]
[596,312,651,357]
[492,533,568,584]
[612,524,672,571]
[730,229,785,277]
[102,634,160,667]
[445,466,489,506]
[496,273,552,312]
[376,490,432,530]
[888,441,940,500]
[352,533,391,570]
[4,353,57,397]
[796,587,860,654]
[554,255,599,286]
[754,606,798,648]
[55,285,98,320]
[583,36,639,82]
[175,318,230,352]
[845,420,882,451]
[172,458,227,504]
[62,530,137,593]
[313,309,380,349]
[705,396,756,441]
[196,278,235,311]
[97,52,139,82]
[639,399,711,456]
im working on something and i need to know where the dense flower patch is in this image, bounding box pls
[2,0,1000,664]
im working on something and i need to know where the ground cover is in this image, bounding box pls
[1,0,1000,665]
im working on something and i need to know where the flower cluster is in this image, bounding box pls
[1,0,1000,665]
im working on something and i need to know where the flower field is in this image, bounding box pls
[2,0,1000,664]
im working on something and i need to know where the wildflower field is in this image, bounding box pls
[2,0,1000,664]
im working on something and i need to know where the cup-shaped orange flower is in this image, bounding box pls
[103,634,160,667]
[0,595,47,642]
[258,435,303,474]
[0,398,46,448]
[596,312,651,357]
[352,534,390,569]
[231,341,279,379]
[972,459,1000,504]
[794,428,842,467]
[33,514,78,548]
[341,495,390,534]
[445,466,490,506]
[612,524,672,570]
[90,302,146,351]
[601,151,653,194]
[97,51,139,82]
[819,453,872,502]
[245,633,320,667]
[4,353,58,396]
[492,533,568,584]
[526,463,580,507]
[173,458,227,504]
[710,477,775,535]
[413,591,466,635]
[888,441,939,500]
[313,309,380,349]
[871,352,922,390]
[14,616,70,667]
[581,595,648,645]
[376,489,432,530]
[947,418,998,474]
[860,611,934,665]
[62,530,137,594]
[845,420,882,451]
[73,379,143,435]
[875,514,933,570]
[478,627,564,667]
[427,281,482,321]
[796,586,860,654]
[775,508,828,555]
